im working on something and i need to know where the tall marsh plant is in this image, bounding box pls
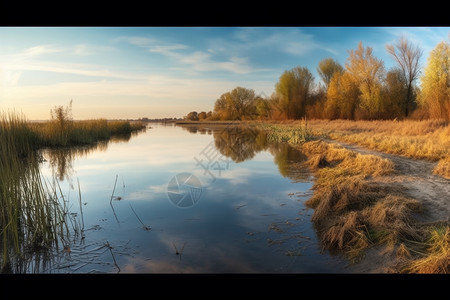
[262,117,314,145]
[0,112,69,273]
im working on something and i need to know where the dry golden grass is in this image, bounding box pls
[404,225,449,273]
[262,119,449,272]
[304,119,450,161]
[300,118,450,181]
[302,140,394,178]
[433,156,450,179]
[296,138,448,271]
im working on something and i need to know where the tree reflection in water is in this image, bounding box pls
[42,133,134,184]
[181,124,311,182]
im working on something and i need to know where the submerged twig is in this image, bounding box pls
[172,242,186,260]
[77,178,85,233]
[129,203,151,230]
[105,240,120,273]
[110,174,118,203]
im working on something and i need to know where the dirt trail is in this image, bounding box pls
[325,138,450,224]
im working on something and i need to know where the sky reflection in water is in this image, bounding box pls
[39,123,350,273]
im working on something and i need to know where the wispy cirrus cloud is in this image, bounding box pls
[116,35,255,74]
[229,27,339,56]
[14,44,63,59]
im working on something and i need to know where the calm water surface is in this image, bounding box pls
[38,123,351,273]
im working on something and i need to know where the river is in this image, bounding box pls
[35,123,351,273]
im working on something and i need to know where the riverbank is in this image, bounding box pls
[254,119,449,273]
[0,113,147,273]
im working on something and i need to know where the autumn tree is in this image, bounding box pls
[317,58,344,88]
[185,111,199,121]
[386,36,423,117]
[383,68,409,119]
[254,97,271,120]
[213,93,232,120]
[345,41,385,119]
[213,87,258,120]
[325,71,360,119]
[418,41,450,120]
[274,66,314,119]
[198,111,207,120]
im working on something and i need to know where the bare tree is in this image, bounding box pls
[386,36,423,117]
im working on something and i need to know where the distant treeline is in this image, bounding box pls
[184,36,450,122]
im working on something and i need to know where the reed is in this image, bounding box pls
[258,118,314,145]
[0,113,70,273]
[30,119,146,147]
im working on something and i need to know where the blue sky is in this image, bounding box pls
[0,27,449,120]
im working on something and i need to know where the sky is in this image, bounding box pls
[0,26,449,120]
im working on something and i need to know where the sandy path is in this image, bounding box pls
[325,138,450,224]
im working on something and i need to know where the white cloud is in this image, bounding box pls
[118,35,255,74]
[230,27,336,57]
[16,45,62,59]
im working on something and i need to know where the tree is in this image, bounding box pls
[213,87,258,120]
[386,36,423,117]
[325,71,359,119]
[383,68,409,119]
[317,58,344,89]
[229,86,257,120]
[213,93,232,120]
[185,111,199,121]
[345,41,385,119]
[275,66,314,119]
[418,41,450,120]
[198,111,207,120]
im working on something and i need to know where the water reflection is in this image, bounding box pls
[181,124,311,182]
[31,123,350,273]
[41,133,137,183]
[180,125,213,135]
[213,126,267,163]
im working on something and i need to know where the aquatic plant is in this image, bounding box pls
[0,113,70,273]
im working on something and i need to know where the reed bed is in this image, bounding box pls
[30,119,146,147]
[0,113,70,273]
[257,118,314,145]
[0,112,146,272]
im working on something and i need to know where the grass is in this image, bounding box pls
[261,121,449,273]
[303,119,450,178]
[256,118,314,145]
[30,119,147,147]
[403,224,449,273]
[0,111,146,273]
[0,112,70,273]
[301,140,448,271]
